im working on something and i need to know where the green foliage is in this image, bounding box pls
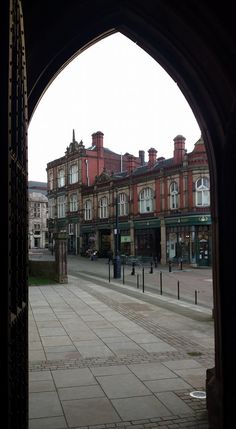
[29,276,57,286]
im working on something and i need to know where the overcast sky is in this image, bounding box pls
[28,32,201,183]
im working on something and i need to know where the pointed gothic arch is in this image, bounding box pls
[2,1,236,427]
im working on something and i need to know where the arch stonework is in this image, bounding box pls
[2,1,236,427]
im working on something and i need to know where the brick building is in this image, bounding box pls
[47,131,211,267]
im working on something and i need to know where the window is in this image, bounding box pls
[69,194,78,212]
[58,168,65,187]
[48,198,55,218]
[99,196,108,218]
[170,181,179,209]
[195,177,210,206]
[68,223,74,235]
[33,203,41,218]
[57,196,65,218]
[118,192,128,216]
[139,187,154,213]
[49,172,54,190]
[69,164,78,184]
[84,199,92,221]
[34,223,40,235]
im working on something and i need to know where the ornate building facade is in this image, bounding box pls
[47,131,211,266]
[28,182,48,249]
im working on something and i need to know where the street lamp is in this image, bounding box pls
[113,189,121,278]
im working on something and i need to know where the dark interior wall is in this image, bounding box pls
[19,1,236,427]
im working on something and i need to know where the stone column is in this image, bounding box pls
[54,232,68,283]
[160,218,166,265]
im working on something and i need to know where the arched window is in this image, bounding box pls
[118,192,128,216]
[69,194,78,212]
[84,200,92,221]
[170,181,179,209]
[58,168,65,187]
[195,177,210,206]
[99,196,108,218]
[69,164,78,184]
[139,187,154,213]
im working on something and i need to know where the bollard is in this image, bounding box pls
[131,261,135,275]
[150,261,153,274]
[142,267,145,293]
[137,274,139,289]
[195,290,198,305]
[122,264,125,284]
[169,260,172,272]
[108,261,111,283]
[160,271,163,295]
[177,280,180,300]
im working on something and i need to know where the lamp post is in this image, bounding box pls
[113,189,121,278]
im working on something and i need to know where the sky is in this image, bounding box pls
[28,32,201,183]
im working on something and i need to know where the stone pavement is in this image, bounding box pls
[29,270,214,428]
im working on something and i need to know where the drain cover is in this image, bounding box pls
[190,391,206,399]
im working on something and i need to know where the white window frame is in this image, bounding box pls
[57,195,65,218]
[84,199,92,221]
[69,164,78,184]
[118,192,128,216]
[58,168,65,188]
[195,177,210,207]
[170,181,179,210]
[69,194,78,212]
[99,196,108,219]
[139,187,154,213]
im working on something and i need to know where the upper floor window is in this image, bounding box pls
[170,181,179,210]
[57,195,65,218]
[195,177,210,207]
[99,196,108,219]
[58,168,65,188]
[49,172,54,190]
[69,164,78,184]
[118,192,128,216]
[33,203,41,218]
[84,199,92,221]
[48,198,55,219]
[139,187,154,213]
[69,194,78,212]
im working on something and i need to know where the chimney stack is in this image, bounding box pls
[139,150,145,166]
[173,135,186,164]
[148,148,157,167]
[128,154,135,173]
[92,131,104,152]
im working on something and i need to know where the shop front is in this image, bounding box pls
[134,219,161,260]
[165,214,212,267]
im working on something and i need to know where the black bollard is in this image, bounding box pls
[108,261,111,283]
[150,261,153,274]
[160,271,163,295]
[177,280,180,300]
[169,260,172,272]
[142,267,145,293]
[137,274,140,289]
[131,261,135,275]
[122,264,125,284]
